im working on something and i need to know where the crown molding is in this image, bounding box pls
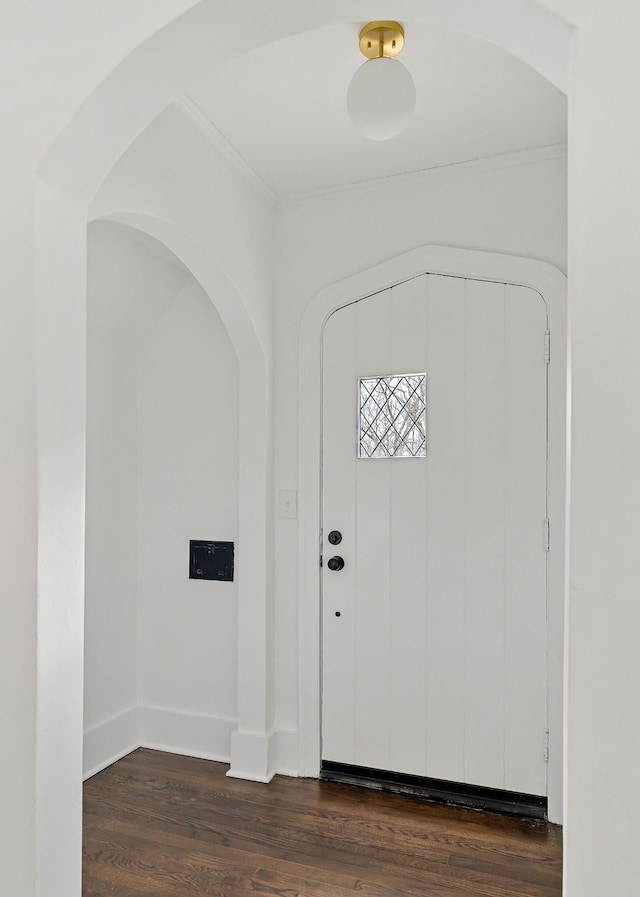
[174,95,566,209]
[281,143,567,207]
[175,94,277,206]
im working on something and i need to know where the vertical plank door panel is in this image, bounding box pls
[354,292,392,770]
[321,304,358,763]
[389,276,428,774]
[424,275,466,783]
[463,279,506,790]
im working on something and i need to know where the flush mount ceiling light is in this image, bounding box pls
[347,21,416,141]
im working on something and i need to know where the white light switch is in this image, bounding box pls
[279,489,297,519]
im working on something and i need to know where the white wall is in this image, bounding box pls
[85,222,189,770]
[272,154,568,737]
[137,275,239,757]
[84,220,239,775]
[85,220,189,717]
[561,5,640,894]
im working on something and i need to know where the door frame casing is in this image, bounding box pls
[297,245,568,823]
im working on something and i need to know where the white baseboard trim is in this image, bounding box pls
[83,706,139,780]
[84,707,299,782]
[139,705,235,763]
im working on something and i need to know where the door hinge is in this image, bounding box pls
[544,330,551,364]
[543,518,550,552]
[544,728,550,763]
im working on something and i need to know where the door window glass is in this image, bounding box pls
[358,374,426,458]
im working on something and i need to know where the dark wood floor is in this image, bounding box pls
[83,748,562,896]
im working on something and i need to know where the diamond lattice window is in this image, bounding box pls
[359,374,426,458]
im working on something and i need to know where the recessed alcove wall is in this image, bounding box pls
[84,220,239,776]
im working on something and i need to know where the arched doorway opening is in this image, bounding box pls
[34,3,572,894]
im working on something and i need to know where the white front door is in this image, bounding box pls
[321,272,548,796]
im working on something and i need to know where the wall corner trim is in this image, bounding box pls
[175,94,277,206]
[283,143,568,207]
[83,706,140,780]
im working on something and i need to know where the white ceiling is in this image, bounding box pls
[184,23,567,200]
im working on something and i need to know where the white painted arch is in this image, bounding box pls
[40,0,572,201]
[96,211,266,369]
[34,2,573,895]
[298,245,568,823]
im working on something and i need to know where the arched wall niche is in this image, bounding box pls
[89,208,273,754]
[95,211,265,369]
[88,209,270,769]
[35,2,573,896]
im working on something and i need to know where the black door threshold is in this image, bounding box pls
[320,761,547,820]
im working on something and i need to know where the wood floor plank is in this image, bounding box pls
[83,749,562,897]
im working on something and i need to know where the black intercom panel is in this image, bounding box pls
[189,540,234,582]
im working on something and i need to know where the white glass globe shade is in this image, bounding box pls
[347,56,416,141]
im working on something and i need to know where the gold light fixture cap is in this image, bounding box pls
[358,21,405,59]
